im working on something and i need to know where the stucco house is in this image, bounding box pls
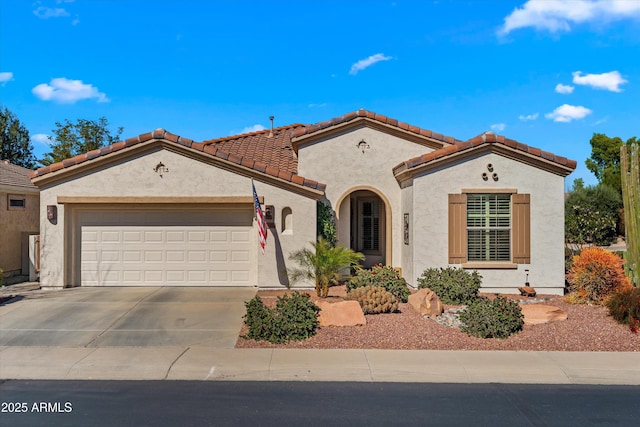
[30,110,576,294]
[1,160,40,281]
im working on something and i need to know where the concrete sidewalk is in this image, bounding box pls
[1,346,638,384]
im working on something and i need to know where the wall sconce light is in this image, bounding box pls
[357,139,370,154]
[153,162,169,178]
[47,205,57,221]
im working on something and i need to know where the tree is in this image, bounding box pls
[288,237,364,297]
[40,117,123,166]
[586,133,638,194]
[0,107,37,169]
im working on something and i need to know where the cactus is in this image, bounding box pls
[620,143,639,286]
[346,286,399,314]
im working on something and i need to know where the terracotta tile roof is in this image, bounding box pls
[29,128,326,192]
[393,131,577,175]
[202,124,302,176]
[0,160,37,189]
[292,109,465,145]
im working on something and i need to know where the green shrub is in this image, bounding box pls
[346,286,398,314]
[460,296,524,339]
[565,184,621,246]
[242,293,320,343]
[417,267,481,305]
[346,264,410,302]
[317,201,336,247]
[605,287,640,333]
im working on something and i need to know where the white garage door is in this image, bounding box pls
[79,209,253,286]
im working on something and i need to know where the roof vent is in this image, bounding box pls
[268,116,274,138]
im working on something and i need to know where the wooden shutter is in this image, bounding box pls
[448,194,467,263]
[512,193,530,264]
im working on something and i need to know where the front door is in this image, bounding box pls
[351,192,385,267]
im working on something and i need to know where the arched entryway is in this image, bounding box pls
[335,188,391,268]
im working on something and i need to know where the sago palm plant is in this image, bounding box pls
[288,238,364,297]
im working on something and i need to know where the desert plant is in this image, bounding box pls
[417,267,481,305]
[242,292,320,343]
[460,296,524,339]
[346,264,411,302]
[605,286,640,333]
[620,142,639,286]
[288,237,364,297]
[567,247,631,304]
[346,286,399,314]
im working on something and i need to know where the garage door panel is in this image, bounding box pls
[80,210,253,286]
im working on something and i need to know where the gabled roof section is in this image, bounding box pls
[30,128,326,192]
[202,124,302,175]
[0,160,37,189]
[291,109,465,149]
[393,131,577,180]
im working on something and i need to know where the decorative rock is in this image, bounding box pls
[316,300,366,327]
[518,286,537,297]
[520,304,568,326]
[408,288,444,318]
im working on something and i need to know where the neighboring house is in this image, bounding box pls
[1,160,40,280]
[30,110,576,294]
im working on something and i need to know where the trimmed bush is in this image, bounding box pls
[605,287,640,333]
[567,247,631,304]
[346,286,399,314]
[417,267,481,305]
[242,292,320,343]
[460,296,524,339]
[347,264,410,303]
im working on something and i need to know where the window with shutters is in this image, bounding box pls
[466,194,511,262]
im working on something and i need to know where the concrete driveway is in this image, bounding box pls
[0,287,256,348]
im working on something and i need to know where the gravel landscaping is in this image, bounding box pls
[236,286,640,351]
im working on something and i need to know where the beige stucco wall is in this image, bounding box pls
[408,151,567,294]
[0,186,39,276]
[37,146,317,289]
[297,125,437,268]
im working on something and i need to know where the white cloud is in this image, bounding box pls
[499,0,640,35]
[490,123,506,132]
[545,104,592,122]
[308,103,327,108]
[32,78,109,104]
[31,134,52,146]
[33,6,70,19]
[519,112,539,121]
[572,70,627,92]
[240,124,265,134]
[72,15,80,25]
[0,72,14,85]
[349,53,392,75]
[555,83,574,94]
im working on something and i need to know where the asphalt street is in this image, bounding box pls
[1,380,639,427]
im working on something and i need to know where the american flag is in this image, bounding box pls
[252,181,267,254]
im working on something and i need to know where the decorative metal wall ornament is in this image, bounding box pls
[153,162,169,178]
[357,139,370,154]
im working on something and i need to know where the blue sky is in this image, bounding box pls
[1,0,639,187]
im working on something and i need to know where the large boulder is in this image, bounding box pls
[316,300,366,327]
[408,288,444,318]
[521,304,568,325]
